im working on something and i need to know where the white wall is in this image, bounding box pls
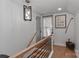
[53,13,75,46]
[75,13,79,51]
[74,12,79,57]
[0,0,38,56]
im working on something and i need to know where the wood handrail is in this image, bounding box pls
[32,42,49,58]
[27,41,48,58]
[36,44,49,58]
[27,32,37,48]
[10,35,52,58]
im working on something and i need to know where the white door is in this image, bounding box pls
[42,16,53,37]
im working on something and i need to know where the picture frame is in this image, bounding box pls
[55,14,66,28]
[23,5,32,21]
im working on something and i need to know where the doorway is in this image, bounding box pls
[36,16,41,42]
[42,15,53,37]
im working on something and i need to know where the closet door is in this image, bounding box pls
[42,16,53,37]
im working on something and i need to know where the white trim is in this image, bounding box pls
[48,50,53,58]
[54,43,66,47]
[75,49,79,58]
[48,47,54,58]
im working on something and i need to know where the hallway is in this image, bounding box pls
[0,0,79,58]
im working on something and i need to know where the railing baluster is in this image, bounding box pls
[27,40,48,58]
[31,41,48,58]
[36,43,49,58]
[38,45,49,58]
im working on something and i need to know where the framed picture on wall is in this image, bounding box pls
[23,5,32,21]
[55,14,66,28]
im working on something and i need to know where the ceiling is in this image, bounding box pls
[27,0,79,15]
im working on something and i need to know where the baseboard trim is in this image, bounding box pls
[75,49,79,58]
[54,43,66,47]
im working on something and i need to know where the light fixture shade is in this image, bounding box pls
[23,5,32,21]
[25,0,30,3]
[58,8,62,11]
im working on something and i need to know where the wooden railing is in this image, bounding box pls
[10,35,53,58]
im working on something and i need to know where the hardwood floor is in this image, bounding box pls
[52,45,76,58]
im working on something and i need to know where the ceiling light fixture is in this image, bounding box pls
[25,0,30,3]
[24,0,32,21]
[58,8,62,11]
